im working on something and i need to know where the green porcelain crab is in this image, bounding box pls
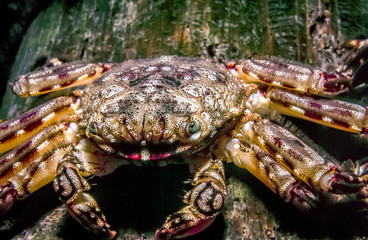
[0,39,368,239]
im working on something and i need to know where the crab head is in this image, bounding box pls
[79,56,246,162]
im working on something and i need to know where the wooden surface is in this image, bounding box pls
[0,0,368,239]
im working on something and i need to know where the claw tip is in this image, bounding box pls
[155,227,170,240]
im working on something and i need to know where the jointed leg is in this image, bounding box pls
[0,123,77,214]
[228,56,351,96]
[215,114,368,212]
[229,39,368,96]
[0,96,79,153]
[53,151,116,239]
[217,137,319,211]
[266,88,368,134]
[156,155,226,239]
[13,59,114,97]
[227,39,368,136]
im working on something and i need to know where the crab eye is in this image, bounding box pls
[187,120,201,140]
[89,123,97,135]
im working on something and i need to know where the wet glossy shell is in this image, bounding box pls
[80,56,247,156]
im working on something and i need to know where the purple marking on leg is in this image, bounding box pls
[304,111,323,120]
[287,148,303,162]
[0,124,9,131]
[275,100,291,109]
[259,76,272,84]
[24,119,43,132]
[0,133,15,144]
[13,141,33,160]
[60,78,77,87]
[58,72,69,79]
[307,101,322,109]
[39,86,53,93]
[19,111,38,124]
[334,108,352,117]
[332,119,350,129]
[0,141,33,177]
[273,137,282,148]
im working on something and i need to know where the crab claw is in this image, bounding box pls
[284,182,319,212]
[340,39,368,87]
[0,182,18,214]
[311,160,368,214]
[156,157,226,239]
[67,193,117,239]
[155,206,215,239]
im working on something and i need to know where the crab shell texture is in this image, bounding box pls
[80,56,246,160]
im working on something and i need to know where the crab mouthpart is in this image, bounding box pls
[123,148,172,161]
[111,142,192,161]
[119,144,193,161]
[92,134,197,162]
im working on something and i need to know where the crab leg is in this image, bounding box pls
[0,96,79,153]
[53,152,116,239]
[229,40,368,96]
[13,60,113,97]
[229,57,351,96]
[266,88,368,134]
[156,155,226,239]
[0,123,78,214]
[215,138,319,211]
[216,116,367,211]
[340,39,368,84]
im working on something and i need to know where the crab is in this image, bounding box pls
[0,38,368,239]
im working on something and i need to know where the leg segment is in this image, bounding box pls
[0,96,79,153]
[228,57,351,96]
[266,88,368,134]
[226,41,368,135]
[216,138,319,212]
[53,151,116,239]
[215,114,368,212]
[0,123,77,214]
[155,155,226,239]
[13,60,114,97]
[228,39,368,96]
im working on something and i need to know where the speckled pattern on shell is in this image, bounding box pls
[80,56,246,151]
